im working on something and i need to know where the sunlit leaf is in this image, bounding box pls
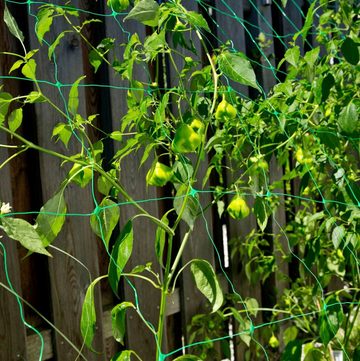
[190,259,223,312]
[8,108,23,133]
[80,276,103,349]
[35,191,67,246]
[218,51,259,91]
[124,0,159,27]
[0,217,51,256]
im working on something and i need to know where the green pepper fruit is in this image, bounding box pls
[146,162,173,187]
[172,120,204,153]
[227,196,250,220]
[215,97,237,121]
[107,0,129,12]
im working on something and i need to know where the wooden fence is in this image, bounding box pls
[0,1,310,360]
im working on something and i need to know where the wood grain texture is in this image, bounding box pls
[0,133,28,361]
[26,2,106,359]
[105,13,163,359]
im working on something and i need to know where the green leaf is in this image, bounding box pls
[304,47,320,68]
[9,59,24,74]
[186,11,210,32]
[144,31,167,60]
[52,122,72,147]
[90,198,120,248]
[293,0,315,43]
[108,220,133,296]
[4,6,24,44]
[0,92,12,125]
[21,59,37,81]
[8,108,23,133]
[110,351,133,361]
[80,276,103,349]
[190,259,223,312]
[254,197,268,232]
[173,184,199,230]
[304,348,325,361]
[111,301,135,344]
[341,37,359,65]
[48,31,69,60]
[321,74,335,103]
[281,340,302,361]
[97,172,115,196]
[0,217,51,256]
[68,75,86,115]
[173,356,202,361]
[124,0,159,27]
[36,7,54,44]
[337,102,359,135]
[332,225,345,249]
[284,46,300,67]
[281,0,288,6]
[155,212,169,268]
[35,191,67,247]
[218,51,259,91]
[319,296,344,345]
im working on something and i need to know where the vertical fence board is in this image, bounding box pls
[0,134,28,361]
[26,4,106,359]
[105,14,162,358]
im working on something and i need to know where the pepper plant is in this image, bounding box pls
[0,0,359,360]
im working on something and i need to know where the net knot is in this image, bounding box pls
[93,205,102,216]
[189,187,197,197]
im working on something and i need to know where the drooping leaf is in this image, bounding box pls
[36,7,54,44]
[4,6,24,44]
[80,276,103,349]
[21,59,37,81]
[218,51,259,91]
[173,184,199,230]
[124,0,159,27]
[8,108,23,133]
[35,191,67,246]
[0,217,51,256]
[331,225,345,249]
[108,220,133,296]
[319,296,344,346]
[111,302,135,344]
[90,198,120,248]
[68,75,86,115]
[190,259,223,312]
[155,212,169,268]
[337,102,359,135]
[0,92,12,125]
[341,37,359,65]
[254,196,268,232]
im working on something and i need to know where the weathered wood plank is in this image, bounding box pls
[0,134,28,361]
[26,2,106,359]
[0,2,32,359]
[105,12,163,359]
